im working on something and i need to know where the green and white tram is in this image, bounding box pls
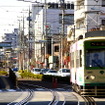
[70,31,105,96]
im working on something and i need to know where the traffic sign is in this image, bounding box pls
[0,43,11,47]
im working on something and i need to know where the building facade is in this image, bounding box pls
[67,0,105,42]
[32,2,74,68]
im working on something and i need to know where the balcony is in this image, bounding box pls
[74,8,85,21]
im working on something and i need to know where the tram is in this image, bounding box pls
[70,31,105,96]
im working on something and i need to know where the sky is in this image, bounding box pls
[0,0,30,39]
[0,0,74,41]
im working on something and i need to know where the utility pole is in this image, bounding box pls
[60,0,65,68]
[18,14,25,70]
[51,36,54,69]
[18,20,21,70]
[22,14,25,70]
[44,0,47,68]
[28,6,31,71]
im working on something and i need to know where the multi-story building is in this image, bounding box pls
[1,28,19,68]
[32,2,74,68]
[3,28,19,49]
[67,0,105,69]
[67,0,105,42]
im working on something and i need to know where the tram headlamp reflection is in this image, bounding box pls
[90,75,95,80]
[85,75,95,80]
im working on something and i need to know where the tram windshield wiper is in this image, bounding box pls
[92,60,103,69]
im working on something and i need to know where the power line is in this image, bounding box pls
[0,5,29,7]
[0,4,104,7]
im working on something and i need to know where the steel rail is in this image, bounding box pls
[82,96,97,105]
[48,91,60,105]
[18,81,67,105]
[7,89,23,105]
[14,89,34,105]
[19,82,62,105]
[7,89,34,105]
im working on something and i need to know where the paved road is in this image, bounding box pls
[0,78,105,105]
[0,88,105,105]
[0,89,79,105]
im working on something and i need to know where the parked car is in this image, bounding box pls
[31,68,41,74]
[57,68,70,77]
[44,70,57,76]
[40,68,50,74]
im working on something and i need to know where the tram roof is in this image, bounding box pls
[85,30,105,38]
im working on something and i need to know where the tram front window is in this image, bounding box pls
[86,49,105,69]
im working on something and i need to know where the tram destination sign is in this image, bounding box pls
[91,42,105,46]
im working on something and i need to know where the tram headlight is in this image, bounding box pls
[90,75,95,80]
[85,75,96,80]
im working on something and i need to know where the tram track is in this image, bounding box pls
[48,91,66,105]
[14,89,34,105]
[81,96,97,105]
[18,81,68,105]
[48,91,59,105]
[72,92,97,105]
[7,87,34,105]
[18,81,98,105]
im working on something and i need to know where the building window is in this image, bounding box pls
[77,0,85,10]
[71,4,74,9]
[59,14,74,25]
[67,3,70,9]
[102,0,105,7]
[48,3,74,9]
[76,19,85,28]
[102,20,105,25]
[54,46,59,52]
[48,3,58,9]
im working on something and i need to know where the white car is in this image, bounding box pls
[40,68,51,74]
[31,68,41,74]
[44,70,57,76]
[57,68,70,77]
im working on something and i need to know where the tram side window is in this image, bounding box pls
[80,50,82,67]
[76,50,82,67]
[76,50,80,67]
[71,52,74,67]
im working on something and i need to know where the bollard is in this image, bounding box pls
[54,78,58,88]
[52,77,58,88]
[52,77,54,88]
